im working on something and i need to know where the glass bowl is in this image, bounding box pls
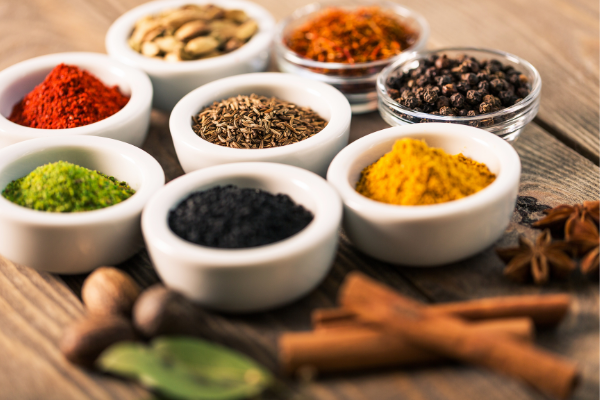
[377,48,541,142]
[274,0,429,114]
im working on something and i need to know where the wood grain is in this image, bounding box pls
[0,1,597,400]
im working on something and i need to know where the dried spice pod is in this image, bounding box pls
[60,315,136,367]
[128,4,258,62]
[496,230,576,285]
[565,209,599,256]
[81,267,141,317]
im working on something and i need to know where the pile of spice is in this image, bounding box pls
[2,161,135,212]
[192,94,327,149]
[497,200,599,284]
[9,64,129,129]
[168,185,314,248]
[285,6,416,64]
[278,272,580,400]
[128,4,258,62]
[356,138,496,206]
[386,54,531,117]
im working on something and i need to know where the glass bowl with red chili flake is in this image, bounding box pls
[274,0,429,114]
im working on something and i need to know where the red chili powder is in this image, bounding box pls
[8,64,130,129]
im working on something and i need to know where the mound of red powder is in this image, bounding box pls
[8,64,130,129]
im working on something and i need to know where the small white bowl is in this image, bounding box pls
[0,52,153,149]
[327,123,520,266]
[0,136,165,274]
[170,72,352,177]
[142,162,342,312]
[106,0,275,111]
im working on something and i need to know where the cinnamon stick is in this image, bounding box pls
[312,293,570,328]
[339,272,579,400]
[280,317,534,375]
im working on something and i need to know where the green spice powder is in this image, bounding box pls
[1,161,135,212]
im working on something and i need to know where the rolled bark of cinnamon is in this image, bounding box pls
[312,293,570,329]
[280,317,534,375]
[339,272,579,400]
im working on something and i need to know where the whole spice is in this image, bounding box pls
[133,285,208,338]
[97,338,273,400]
[496,230,576,285]
[312,294,571,328]
[533,201,599,237]
[9,64,129,129]
[168,185,314,248]
[128,4,258,61]
[356,138,496,206]
[280,317,533,375]
[81,267,141,317]
[2,161,135,212]
[386,54,531,119]
[59,315,136,367]
[285,7,416,64]
[192,94,327,149]
[339,272,580,400]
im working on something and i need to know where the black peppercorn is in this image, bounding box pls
[435,55,450,69]
[461,73,479,86]
[490,78,508,93]
[450,92,465,108]
[479,102,494,114]
[435,75,452,86]
[439,106,455,116]
[455,81,471,93]
[467,110,478,117]
[416,75,428,87]
[517,87,530,98]
[423,87,439,104]
[436,96,451,109]
[478,80,490,92]
[405,96,421,108]
[466,89,483,105]
[442,83,457,96]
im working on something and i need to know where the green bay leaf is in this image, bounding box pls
[96,337,272,400]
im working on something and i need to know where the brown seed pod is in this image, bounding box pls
[59,315,136,367]
[133,284,207,338]
[81,267,141,317]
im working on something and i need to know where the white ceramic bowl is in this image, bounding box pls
[327,123,521,266]
[0,136,165,274]
[106,0,275,111]
[170,72,352,177]
[0,52,153,149]
[142,162,342,312]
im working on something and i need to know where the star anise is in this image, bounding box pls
[565,209,599,279]
[532,201,599,237]
[496,230,576,285]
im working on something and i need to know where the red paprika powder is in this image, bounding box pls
[8,64,129,129]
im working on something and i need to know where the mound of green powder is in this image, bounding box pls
[2,161,136,212]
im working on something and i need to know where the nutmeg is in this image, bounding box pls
[81,267,141,317]
[133,284,207,338]
[59,315,136,367]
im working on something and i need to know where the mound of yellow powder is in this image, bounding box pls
[356,138,496,206]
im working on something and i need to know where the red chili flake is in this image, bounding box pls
[285,7,417,65]
[8,64,130,129]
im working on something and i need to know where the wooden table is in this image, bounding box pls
[1,1,598,399]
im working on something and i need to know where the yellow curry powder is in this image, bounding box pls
[356,138,496,206]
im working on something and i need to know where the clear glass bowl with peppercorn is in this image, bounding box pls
[377,48,541,142]
[274,0,429,114]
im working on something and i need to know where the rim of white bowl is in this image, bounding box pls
[0,136,165,225]
[169,72,351,157]
[326,123,521,219]
[105,0,275,74]
[0,52,152,139]
[142,162,342,267]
